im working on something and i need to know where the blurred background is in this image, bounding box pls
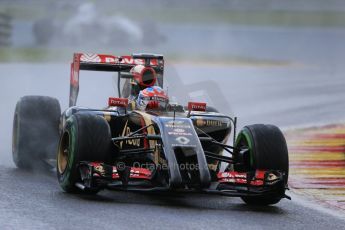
[1,0,345,164]
[2,0,345,64]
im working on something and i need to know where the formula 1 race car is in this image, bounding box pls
[12,53,290,205]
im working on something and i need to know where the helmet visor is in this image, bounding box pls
[138,95,168,110]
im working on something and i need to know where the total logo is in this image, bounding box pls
[175,136,190,145]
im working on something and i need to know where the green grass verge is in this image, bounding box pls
[2,3,345,27]
[122,9,345,27]
[0,47,71,62]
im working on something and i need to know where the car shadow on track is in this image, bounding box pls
[7,166,286,215]
[69,189,286,215]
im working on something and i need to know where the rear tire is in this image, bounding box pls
[57,113,111,194]
[12,96,61,169]
[235,124,289,205]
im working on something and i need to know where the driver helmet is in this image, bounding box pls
[136,86,169,111]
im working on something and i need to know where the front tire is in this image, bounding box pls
[235,124,289,205]
[57,113,111,194]
[12,96,61,169]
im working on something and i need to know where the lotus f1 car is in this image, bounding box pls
[12,53,290,205]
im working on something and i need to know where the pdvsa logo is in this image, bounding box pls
[80,54,101,62]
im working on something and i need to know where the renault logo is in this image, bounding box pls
[175,136,190,145]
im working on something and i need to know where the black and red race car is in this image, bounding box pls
[12,53,290,205]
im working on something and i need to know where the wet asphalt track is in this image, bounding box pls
[0,166,344,230]
[0,63,345,229]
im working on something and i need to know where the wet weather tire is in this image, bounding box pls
[235,124,289,205]
[57,113,111,194]
[12,96,61,169]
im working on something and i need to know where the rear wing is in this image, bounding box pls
[70,53,164,107]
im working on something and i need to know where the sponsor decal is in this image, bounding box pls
[120,121,140,148]
[173,128,185,133]
[168,132,192,136]
[80,53,101,62]
[129,167,152,178]
[104,56,119,63]
[188,102,207,112]
[172,144,197,148]
[94,165,105,176]
[196,119,223,127]
[121,57,144,65]
[108,97,128,107]
[79,53,159,65]
[167,120,184,125]
[175,136,190,145]
[165,124,191,129]
[165,120,191,129]
[220,172,246,179]
[196,119,205,127]
[119,57,158,65]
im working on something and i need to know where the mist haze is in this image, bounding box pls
[1,0,345,163]
[0,1,345,229]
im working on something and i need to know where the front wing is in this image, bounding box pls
[76,161,290,199]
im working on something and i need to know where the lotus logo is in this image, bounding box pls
[175,136,190,145]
